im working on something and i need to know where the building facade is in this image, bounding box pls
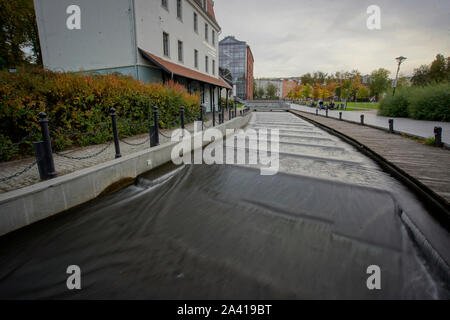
[219,36,254,100]
[33,0,231,112]
[282,79,299,99]
[254,79,283,99]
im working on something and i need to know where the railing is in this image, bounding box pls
[0,101,246,183]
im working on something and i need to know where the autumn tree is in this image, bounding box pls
[0,0,41,69]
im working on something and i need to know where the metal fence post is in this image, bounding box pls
[325,109,328,117]
[234,102,237,119]
[434,127,442,147]
[110,108,121,159]
[316,109,318,116]
[200,104,205,130]
[153,105,159,145]
[339,112,342,120]
[180,106,185,130]
[38,112,57,179]
[360,114,364,125]
[221,99,225,124]
[389,119,394,133]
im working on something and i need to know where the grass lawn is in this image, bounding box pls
[342,102,379,110]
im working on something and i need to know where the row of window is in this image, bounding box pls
[162,0,216,46]
[163,32,216,75]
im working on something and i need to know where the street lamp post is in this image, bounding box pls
[393,56,407,96]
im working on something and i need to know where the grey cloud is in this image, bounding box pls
[215,0,450,77]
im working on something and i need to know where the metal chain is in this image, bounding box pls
[120,136,150,146]
[0,161,38,183]
[0,127,38,152]
[159,130,172,139]
[55,141,112,160]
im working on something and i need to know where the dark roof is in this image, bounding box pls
[140,48,232,89]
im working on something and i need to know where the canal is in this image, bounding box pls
[0,112,448,299]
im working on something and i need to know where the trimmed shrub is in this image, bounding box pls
[378,88,410,118]
[407,82,450,121]
[0,68,200,160]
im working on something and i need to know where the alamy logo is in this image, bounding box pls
[66,265,81,290]
[366,5,381,30]
[170,123,280,175]
[366,265,381,290]
[66,5,81,30]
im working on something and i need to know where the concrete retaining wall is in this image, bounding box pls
[0,115,251,236]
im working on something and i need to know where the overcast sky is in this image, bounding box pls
[214,0,450,78]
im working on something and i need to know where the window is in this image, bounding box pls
[203,0,207,9]
[178,40,183,62]
[212,30,215,46]
[176,0,182,20]
[212,60,215,75]
[163,32,169,57]
[205,56,209,73]
[194,49,198,68]
[205,24,209,42]
[194,13,198,32]
[161,0,168,10]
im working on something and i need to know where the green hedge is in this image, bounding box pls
[378,82,450,121]
[0,68,200,161]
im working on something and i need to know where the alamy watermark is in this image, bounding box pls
[366,5,381,30]
[170,123,280,176]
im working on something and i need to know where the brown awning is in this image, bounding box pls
[139,48,232,90]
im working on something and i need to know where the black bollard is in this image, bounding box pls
[360,114,364,125]
[434,127,443,147]
[325,109,328,117]
[234,103,237,119]
[212,103,216,127]
[38,112,57,179]
[153,105,159,146]
[316,109,318,115]
[110,108,121,159]
[339,112,342,120]
[389,119,394,133]
[180,106,185,130]
[200,104,206,130]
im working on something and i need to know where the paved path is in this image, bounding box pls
[291,110,450,205]
[0,112,233,194]
[291,104,450,145]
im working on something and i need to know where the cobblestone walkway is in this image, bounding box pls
[0,111,235,194]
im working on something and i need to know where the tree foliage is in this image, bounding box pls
[0,0,42,69]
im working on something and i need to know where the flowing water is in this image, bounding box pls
[0,112,448,299]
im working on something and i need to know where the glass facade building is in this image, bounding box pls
[219,36,253,100]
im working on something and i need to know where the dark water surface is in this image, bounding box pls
[0,112,448,299]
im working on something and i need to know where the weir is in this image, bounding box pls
[0,112,448,299]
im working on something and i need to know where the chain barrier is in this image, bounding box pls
[0,161,38,183]
[54,141,112,160]
[0,127,38,152]
[120,136,150,146]
[159,130,172,139]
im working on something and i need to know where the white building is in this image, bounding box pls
[33,0,231,112]
[254,79,283,99]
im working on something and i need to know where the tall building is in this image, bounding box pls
[219,36,254,100]
[33,0,231,112]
